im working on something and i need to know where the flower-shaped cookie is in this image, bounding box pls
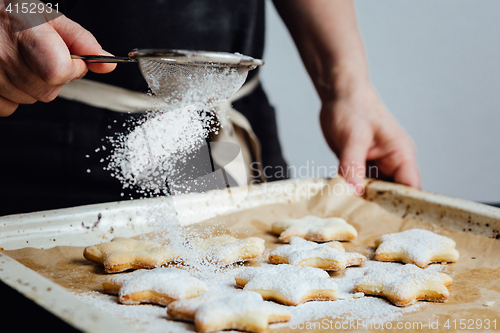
[354,262,453,306]
[103,267,207,306]
[235,264,338,306]
[168,290,291,332]
[374,229,459,268]
[83,237,176,273]
[271,215,358,242]
[268,236,366,271]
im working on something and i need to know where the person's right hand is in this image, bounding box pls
[0,3,116,116]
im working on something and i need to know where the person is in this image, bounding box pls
[0,0,420,216]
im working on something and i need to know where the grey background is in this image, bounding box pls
[260,0,500,202]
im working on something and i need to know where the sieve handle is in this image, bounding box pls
[71,54,136,63]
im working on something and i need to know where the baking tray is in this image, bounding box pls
[0,178,327,332]
[1,177,499,332]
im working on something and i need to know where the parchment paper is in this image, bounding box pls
[2,177,500,332]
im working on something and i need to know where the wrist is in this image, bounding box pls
[318,62,371,102]
[298,35,371,102]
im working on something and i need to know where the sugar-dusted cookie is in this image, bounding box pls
[168,290,291,332]
[234,264,338,306]
[268,236,366,271]
[374,229,459,268]
[271,215,358,243]
[168,290,246,322]
[83,237,176,273]
[194,235,265,264]
[103,267,207,306]
[354,262,453,306]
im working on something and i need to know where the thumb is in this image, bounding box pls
[49,15,116,74]
[338,139,370,195]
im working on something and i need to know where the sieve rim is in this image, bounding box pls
[128,49,264,68]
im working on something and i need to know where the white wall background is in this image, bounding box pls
[260,0,500,203]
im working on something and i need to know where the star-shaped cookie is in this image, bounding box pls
[268,236,366,271]
[234,264,338,306]
[193,235,265,264]
[167,290,291,332]
[271,215,358,243]
[354,262,453,306]
[84,237,176,273]
[103,267,207,306]
[374,229,459,268]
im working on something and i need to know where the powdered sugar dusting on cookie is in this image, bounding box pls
[354,261,452,306]
[194,291,291,329]
[105,268,208,304]
[78,291,192,333]
[272,215,358,242]
[374,228,459,267]
[168,289,260,320]
[196,296,287,322]
[137,207,243,277]
[284,296,423,327]
[195,235,266,264]
[269,236,366,270]
[285,261,425,326]
[78,261,427,332]
[235,264,337,305]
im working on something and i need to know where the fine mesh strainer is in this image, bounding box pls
[73,49,263,191]
[72,49,263,110]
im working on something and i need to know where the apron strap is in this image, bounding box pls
[213,74,265,185]
[59,79,169,113]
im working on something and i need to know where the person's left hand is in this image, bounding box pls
[320,82,421,194]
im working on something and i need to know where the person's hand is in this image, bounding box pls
[320,82,421,194]
[0,2,116,116]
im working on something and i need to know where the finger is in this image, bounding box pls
[0,16,62,101]
[0,68,37,104]
[0,96,19,117]
[49,16,117,74]
[2,50,64,102]
[393,158,422,189]
[17,20,89,87]
[339,140,371,195]
[367,138,421,189]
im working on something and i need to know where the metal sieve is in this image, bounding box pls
[71,49,264,110]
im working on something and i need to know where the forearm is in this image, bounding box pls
[273,0,369,101]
